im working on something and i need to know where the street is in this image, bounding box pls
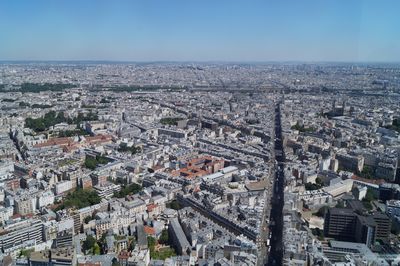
[266,103,285,266]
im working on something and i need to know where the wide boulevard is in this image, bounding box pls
[266,103,285,266]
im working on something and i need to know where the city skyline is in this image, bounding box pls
[1,0,399,62]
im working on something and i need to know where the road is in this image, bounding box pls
[266,103,285,266]
[257,168,272,266]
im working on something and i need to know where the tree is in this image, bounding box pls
[83,235,96,252]
[362,201,373,210]
[113,183,142,198]
[100,98,110,104]
[128,239,136,251]
[166,200,182,210]
[93,242,101,255]
[148,236,157,252]
[84,155,109,170]
[305,182,322,191]
[391,221,400,235]
[84,157,98,170]
[159,229,169,245]
[335,201,345,208]
[56,188,101,211]
[291,122,315,133]
[364,188,376,202]
[19,248,34,258]
[84,216,92,224]
[160,117,183,126]
[360,166,374,179]
[118,143,141,155]
[151,247,177,260]
[315,206,328,218]
[385,118,400,133]
[25,111,69,132]
[112,258,120,266]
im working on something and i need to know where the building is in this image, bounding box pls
[335,153,364,173]
[55,180,73,195]
[386,200,400,217]
[372,212,391,243]
[81,177,93,189]
[355,216,376,247]
[352,186,367,201]
[90,174,107,187]
[0,160,14,181]
[324,207,391,246]
[157,128,187,139]
[14,195,36,215]
[0,219,43,253]
[136,224,148,250]
[168,218,191,255]
[324,208,356,242]
[37,190,55,209]
[322,241,389,265]
[379,183,400,201]
[0,207,13,224]
[323,179,354,198]
[93,183,121,199]
[29,247,76,266]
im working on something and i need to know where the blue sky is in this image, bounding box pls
[0,0,399,62]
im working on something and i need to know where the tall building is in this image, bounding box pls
[324,208,356,242]
[372,212,391,243]
[324,207,391,246]
[355,216,376,247]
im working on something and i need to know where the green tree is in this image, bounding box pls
[159,229,169,245]
[360,166,374,179]
[151,247,177,260]
[93,242,101,255]
[117,143,141,155]
[160,117,183,126]
[364,188,376,202]
[314,206,328,218]
[55,189,101,211]
[25,111,70,132]
[305,182,322,191]
[385,119,400,133]
[291,122,315,133]
[335,201,345,208]
[166,200,182,210]
[84,155,109,170]
[19,248,34,258]
[83,235,96,252]
[84,216,92,224]
[128,239,136,251]
[113,183,142,198]
[311,228,324,240]
[19,83,75,93]
[147,236,156,255]
[112,258,120,266]
[391,221,400,235]
[84,158,97,170]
